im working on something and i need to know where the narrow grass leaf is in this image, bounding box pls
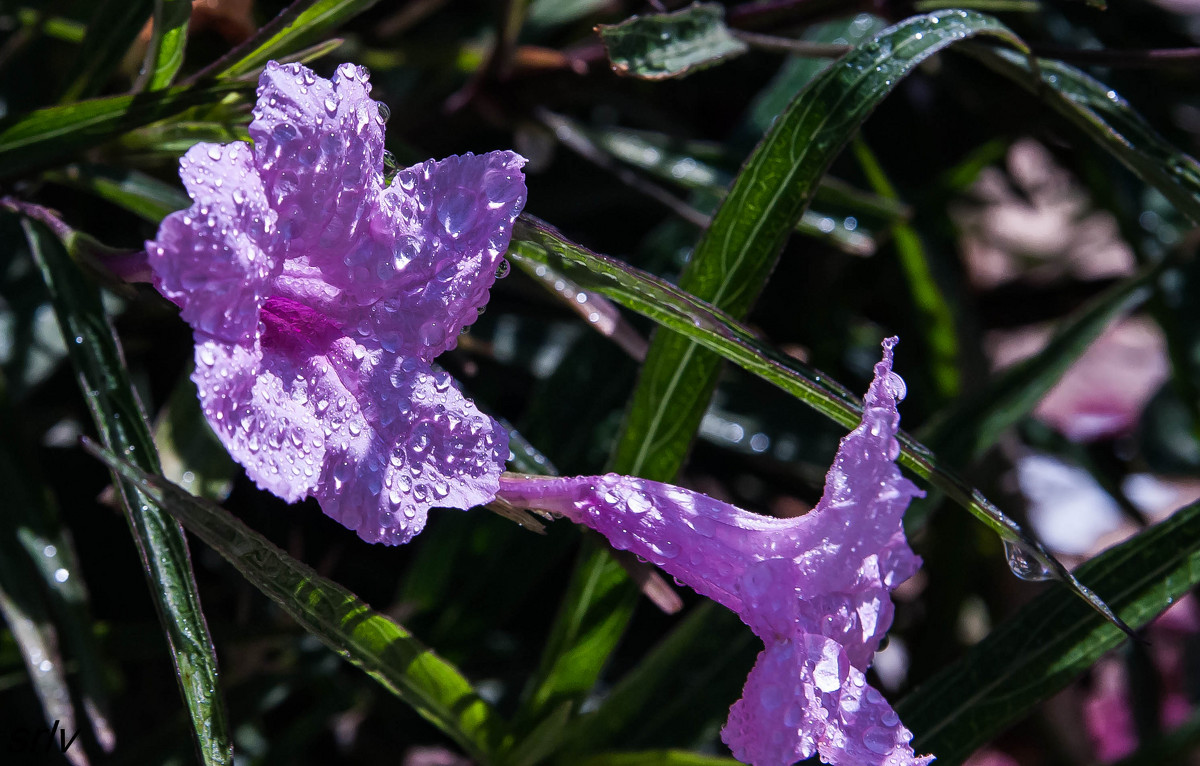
[60,0,154,101]
[597,3,748,80]
[141,0,193,90]
[516,538,639,722]
[202,0,381,81]
[510,214,1128,633]
[0,81,246,180]
[22,219,232,765]
[611,10,1027,485]
[83,441,509,765]
[966,46,1200,224]
[899,498,1200,764]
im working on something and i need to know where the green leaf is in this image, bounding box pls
[60,0,154,101]
[0,81,246,180]
[611,9,1028,484]
[965,46,1200,225]
[21,218,232,765]
[141,0,193,90]
[899,498,1200,764]
[198,0,382,81]
[596,3,748,80]
[515,538,638,724]
[510,214,1126,632]
[543,112,885,256]
[84,441,510,765]
[44,163,190,222]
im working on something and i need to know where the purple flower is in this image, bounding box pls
[147,61,527,544]
[496,339,932,766]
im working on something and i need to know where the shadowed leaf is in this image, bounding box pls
[597,3,748,80]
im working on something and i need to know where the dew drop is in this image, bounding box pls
[495,259,510,279]
[863,726,893,755]
[1003,539,1054,581]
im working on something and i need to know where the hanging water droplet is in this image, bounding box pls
[495,259,510,279]
[1003,539,1054,581]
[376,101,391,123]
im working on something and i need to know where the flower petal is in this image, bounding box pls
[363,151,528,360]
[314,353,508,545]
[724,638,932,766]
[249,61,385,251]
[148,141,277,342]
[192,334,328,503]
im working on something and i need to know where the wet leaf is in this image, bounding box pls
[597,3,748,80]
[23,219,232,765]
[900,498,1200,764]
[0,81,246,180]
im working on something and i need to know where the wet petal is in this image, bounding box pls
[315,354,508,545]
[249,61,385,252]
[192,335,327,503]
[148,141,277,342]
[362,151,527,360]
[725,638,932,766]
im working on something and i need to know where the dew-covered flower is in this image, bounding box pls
[496,339,932,766]
[147,61,527,544]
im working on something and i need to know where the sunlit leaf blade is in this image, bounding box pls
[60,0,154,101]
[596,2,748,80]
[899,499,1200,764]
[0,81,246,180]
[201,0,381,81]
[510,214,1127,632]
[84,441,509,765]
[141,0,192,90]
[966,46,1200,224]
[0,394,114,755]
[21,219,232,765]
[611,9,1028,485]
[44,164,190,223]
